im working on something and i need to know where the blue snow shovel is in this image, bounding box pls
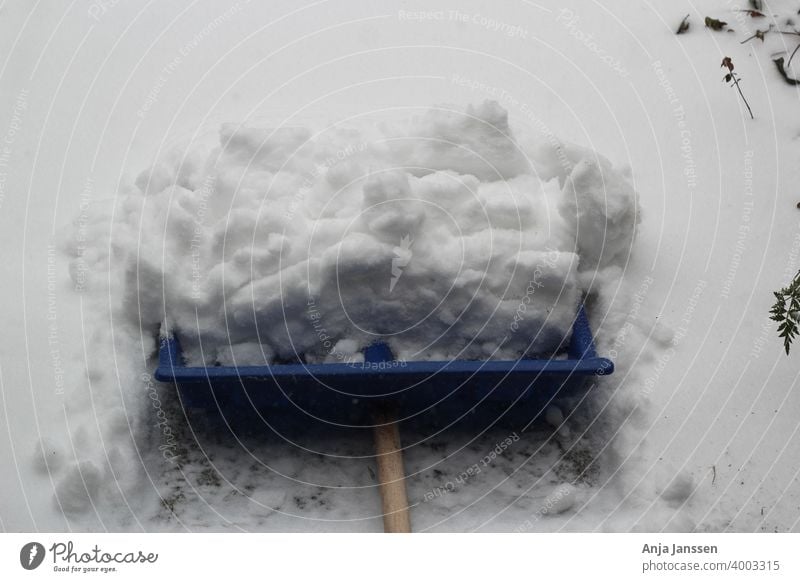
[155,305,612,532]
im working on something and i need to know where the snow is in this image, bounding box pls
[543,483,577,516]
[69,101,634,365]
[1,0,800,533]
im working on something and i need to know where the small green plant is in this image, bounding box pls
[721,57,754,119]
[770,270,800,354]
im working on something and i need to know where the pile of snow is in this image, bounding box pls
[66,101,638,365]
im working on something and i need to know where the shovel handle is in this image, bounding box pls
[373,408,411,533]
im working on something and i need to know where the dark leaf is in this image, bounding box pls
[705,16,727,30]
[721,56,734,71]
[724,73,732,83]
[677,14,690,35]
[774,57,800,85]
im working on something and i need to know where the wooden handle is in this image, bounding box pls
[373,408,411,533]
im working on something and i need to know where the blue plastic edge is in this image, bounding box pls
[154,305,614,383]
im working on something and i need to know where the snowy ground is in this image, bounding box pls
[2,0,800,532]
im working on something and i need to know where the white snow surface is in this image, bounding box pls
[2,0,800,533]
[68,101,635,365]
